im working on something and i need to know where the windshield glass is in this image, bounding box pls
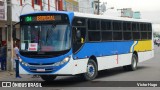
[20,24,71,52]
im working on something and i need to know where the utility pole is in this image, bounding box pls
[7,0,13,71]
[94,0,100,15]
[97,0,100,15]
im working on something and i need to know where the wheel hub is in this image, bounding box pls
[87,64,95,77]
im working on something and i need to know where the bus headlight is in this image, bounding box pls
[19,58,22,62]
[53,56,70,66]
[21,61,29,66]
[63,57,70,62]
[19,57,29,66]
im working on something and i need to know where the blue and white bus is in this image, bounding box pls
[19,11,154,81]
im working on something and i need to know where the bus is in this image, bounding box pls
[19,11,154,81]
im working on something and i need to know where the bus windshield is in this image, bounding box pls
[20,24,71,52]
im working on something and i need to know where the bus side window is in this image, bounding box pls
[72,27,86,53]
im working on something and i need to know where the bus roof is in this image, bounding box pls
[20,11,151,23]
[74,12,151,23]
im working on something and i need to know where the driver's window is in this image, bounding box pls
[72,17,86,53]
[76,27,86,43]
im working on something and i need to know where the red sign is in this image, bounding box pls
[28,43,38,51]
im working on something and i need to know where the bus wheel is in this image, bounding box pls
[82,59,98,81]
[127,54,138,71]
[40,75,57,81]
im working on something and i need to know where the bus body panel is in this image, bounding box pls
[19,40,153,75]
[19,50,73,74]
[138,50,154,63]
[73,41,134,59]
[19,50,153,75]
[97,53,132,70]
[19,56,88,75]
[134,40,152,52]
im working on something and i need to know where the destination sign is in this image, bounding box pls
[24,15,62,22]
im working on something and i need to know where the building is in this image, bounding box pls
[57,0,95,14]
[62,0,79,12]
[79,0,94,14]
[0,0,6,45]
[0,0,58,45]
[118,8,141,19]
[0,0,97,46]
[0,0,98,70]
[121,8,133,18]
[133,11,141,19]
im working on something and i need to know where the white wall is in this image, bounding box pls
[10,0,56,22]
[78,0,94,14]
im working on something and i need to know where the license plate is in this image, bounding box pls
[36,69,45,72]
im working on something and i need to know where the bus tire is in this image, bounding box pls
[40,75,57,81]
[127,54,138,71]
[82,59,98,81]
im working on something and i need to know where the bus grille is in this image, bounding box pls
[28,63,55,65]
[27,63,55,73]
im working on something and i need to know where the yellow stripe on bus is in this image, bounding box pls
[134,40,152,52]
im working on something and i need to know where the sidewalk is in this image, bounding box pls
[0,70,15,80]
[0,70,42,81]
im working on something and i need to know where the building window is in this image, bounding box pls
[34,0,41,5]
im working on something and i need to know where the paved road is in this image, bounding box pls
[1,45,160,90]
